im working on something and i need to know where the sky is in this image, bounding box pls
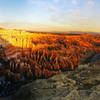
[0,0,100,32]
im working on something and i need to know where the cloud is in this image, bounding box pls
[49,0,98,28]
[47,6,59,12]
[26,0,99,30]
[87,0,95,8]
[29,0,59,4]
[72,0,78,5]
[51,9,85,25]
[54,0,59,3]
[28,0,43,4]
[28,0,37,3]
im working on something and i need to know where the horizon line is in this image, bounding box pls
[0,27,100,34]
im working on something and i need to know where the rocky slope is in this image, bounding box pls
[1,59,99,100]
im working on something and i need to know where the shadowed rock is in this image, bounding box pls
[89,54,100,66]
[79,51,96,65]
[93,42,100,47]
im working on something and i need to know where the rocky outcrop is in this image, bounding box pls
[2,60,99,100]
[0,53,100,99]
[89,54,100,66]
[79,51,96,65]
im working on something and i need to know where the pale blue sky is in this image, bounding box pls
[0,0,100,32]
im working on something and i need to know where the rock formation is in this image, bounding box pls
[4,59,100,100]
[0,29,100,99]
[0,30,100,80]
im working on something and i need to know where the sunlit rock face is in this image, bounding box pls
[0,29,100,79]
